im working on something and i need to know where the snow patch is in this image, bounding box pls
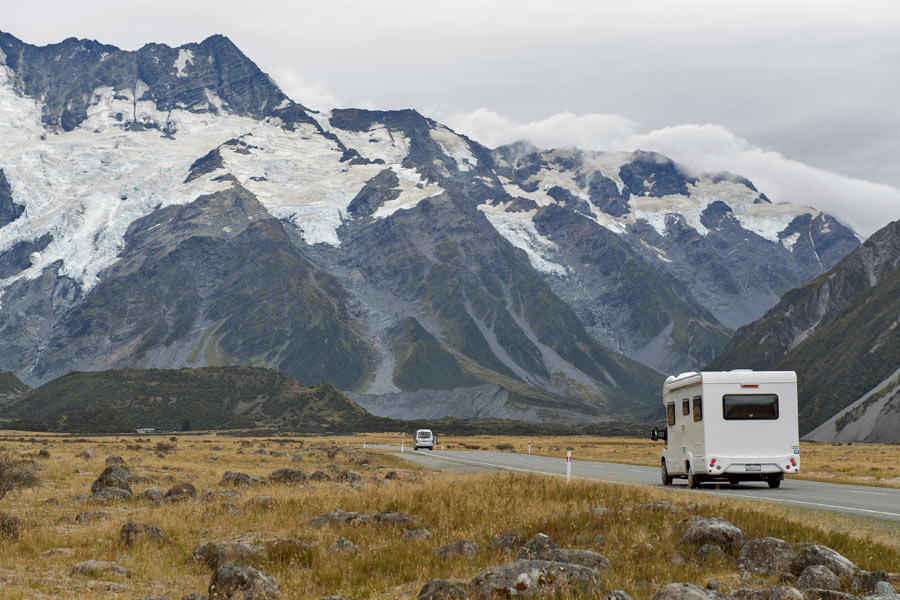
[174,49,194,77]
[429,126,478,172]
[311,111,412,164]
[781,232,801,251]
[370,166,444,218]
[478,203,568,276]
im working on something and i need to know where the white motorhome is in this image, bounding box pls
[413,429,436,450]
[650,370,799,488]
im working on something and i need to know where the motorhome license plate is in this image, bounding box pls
[745,464,761,471]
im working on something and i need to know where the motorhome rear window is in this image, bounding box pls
[666,403,676,426]
[722,394,779,420]
[682,399,690,416]
[693,396,702,422]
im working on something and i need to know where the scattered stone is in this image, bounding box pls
[418,578,467,600]
[328,537,359,553]
[637,501,677,513]
[871,581,898,597]
[75,510,108,522]
[245,495,278,510]
[71,560,131,578]
[652,583,709,600]
[697,543,726,559]
[589,506,611,515]
[516,533,557,560]
[219,471,269,488]
[308,470,331,482]
[77,448,97,460]
[105,455,126,466]
[37,448,50,459]
[545,548,611,572]
[141,488,165,502]
[181,594,207,600]
[91,465,133,495]
[608,591,634,600]
[336,470,361,483]
[92,487,133,502]
[202,489,243,502]
[669,553,688,567]
[800,591,859,600]
[853,571,892,596]
[192,541,266,570]
[738,538,797,575]
[789,545,858,578]
[269,469,307,485]
[487,533,520,552]
[680,517,745,548]
[435,540,481,559]
[470,559,602,599]
[384,471,399,480]
[165,482,198,502]
[0,514,23,539]
[798,566,841,591]
[402,529,433,541]
[119,521,168,546]
[265,538,312,565]
[42,547,75,557]
[208,562,280,600]
[707,582,726,591]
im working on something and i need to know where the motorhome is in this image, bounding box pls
[650,370,799,488]
[413,429,436,451]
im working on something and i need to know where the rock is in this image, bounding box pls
[607,592,634,600]
[336,470,361,483]
[871,581,897,597]
[652,583,709,600]
[384,471,399,480]
[91,465,133,495]
[105,455,126,466]
[75,510,109,522]
[306,509,357,528]
[789,545,858,578]
[71,560,131,578]
[269,469,307,485]
[680,517,745,548]
[119,522,168,546]
[328,537,359,553]
[545,548,611,572]
[181,594,207,600]
[37,448,50,459]
[418,578,467,600]
[739,538,797,575]
[308,470,331,482]
[435,540,481,559]
[0,513,23,539]
[402,529,433,541]
[265,538,311,565]
[469,559,602,599]
[351,511,415,527]
[697,544,726,559]
[202,489,243,501]
[853,571,892,595]
[516,533,557,560]
[42,547,75,557]
[77,448,97,459]
[801,592,859,600]
[245,495,277,510]
[589,506,610,515]
[208,562,280,600]
[165,482,198,502]
[670,553,688,567]
[191,541,266,570]
[141,488,165,502]
[637,501,677,513]
[732,586,804,600]
[92,487,132,502]
[219,471,269,488]
[798,566,841,591]
[487,533,519,552]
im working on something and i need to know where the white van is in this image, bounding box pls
[413,429,436,451]
[650,370,799,488]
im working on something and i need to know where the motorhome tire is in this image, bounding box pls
[687,466,701,489]
[767,476,782,489]
[661,460,673,486]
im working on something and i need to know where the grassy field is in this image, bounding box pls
[0,432,898,599]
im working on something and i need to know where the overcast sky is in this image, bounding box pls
[4,0,899,236]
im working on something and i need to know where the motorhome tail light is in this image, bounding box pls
[740,383,759,388]
[790,457,796,465]
[710,458,716,464]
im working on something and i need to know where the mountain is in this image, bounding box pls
[0,31,861,423]
[0,371,29,405]
[709,220,900,438]
[1,366,378,433]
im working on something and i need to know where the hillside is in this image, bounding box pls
[0,371,29,403]
[0,366,378,433]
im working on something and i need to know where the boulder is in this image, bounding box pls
[789,545,858,578]
[328,537,359,553]
[696,544,726,559]
[105,455,126,466]
[801,592,859,600]
[336,470,361,483]
[264,538,311,565]
[37,448,50,459]
[75,510,109,522]
[798,566,841,591]
[202,490,243,502]
[545,548,611,572]
[608,591,634,600]
[418,578,467,600]
[219,472,269,488]
[652,583,709,600]
[191,541,265,570]
[516,533,557,560]
[166,482,198,502]
[92,487,132,502]
[208,562,280,600]
[269,469,307,485]
[487,533,519,552]
[870,581,897,598]
[636,501,677,513]
[435,540,481,559]
[402,529,433,541]
[181,594,207,600]
[120,522,168,546]
[91,465,133,495]
[680,517,745,548]
[350,511,415,527]
[245,495,277,510]
[308,470,331,482]
[732,586,804,600]
[738,538,797,575]
[306,509,357,528]
[0,514,24,539]
[853,571,892,596]
[141,488,165,502]
[71,560,131,578]
[469,559,602,599]
[77,448,97,459]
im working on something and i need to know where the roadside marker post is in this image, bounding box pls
[401,441,404,453]
[566,451,571,481]
[528,441,532,454]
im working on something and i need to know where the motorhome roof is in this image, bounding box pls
[663,370,796,395]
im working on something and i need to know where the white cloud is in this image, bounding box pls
[444,109,900,238]
[269,67,340,112]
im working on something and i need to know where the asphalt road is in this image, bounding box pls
[380,446,900,522]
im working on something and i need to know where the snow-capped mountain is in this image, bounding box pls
[0,31,860,422]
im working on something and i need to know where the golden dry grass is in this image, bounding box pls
[0,432,898,599]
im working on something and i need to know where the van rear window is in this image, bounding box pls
[666,403,675,426]
[722,394,779,420]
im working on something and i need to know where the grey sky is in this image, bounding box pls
[4,0,899,235]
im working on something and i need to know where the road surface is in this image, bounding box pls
[378,446,900,522]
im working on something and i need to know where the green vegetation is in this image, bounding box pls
[386,317,481,391]
[0,372,29,398]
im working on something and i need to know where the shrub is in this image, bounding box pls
[0,453,39,500]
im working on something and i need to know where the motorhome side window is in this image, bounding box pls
[722,394,779,420]
[693,396,702,422]
[666,403,675,426]
[682,399,690,416]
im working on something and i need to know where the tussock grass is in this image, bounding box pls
[0,432,897,599]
